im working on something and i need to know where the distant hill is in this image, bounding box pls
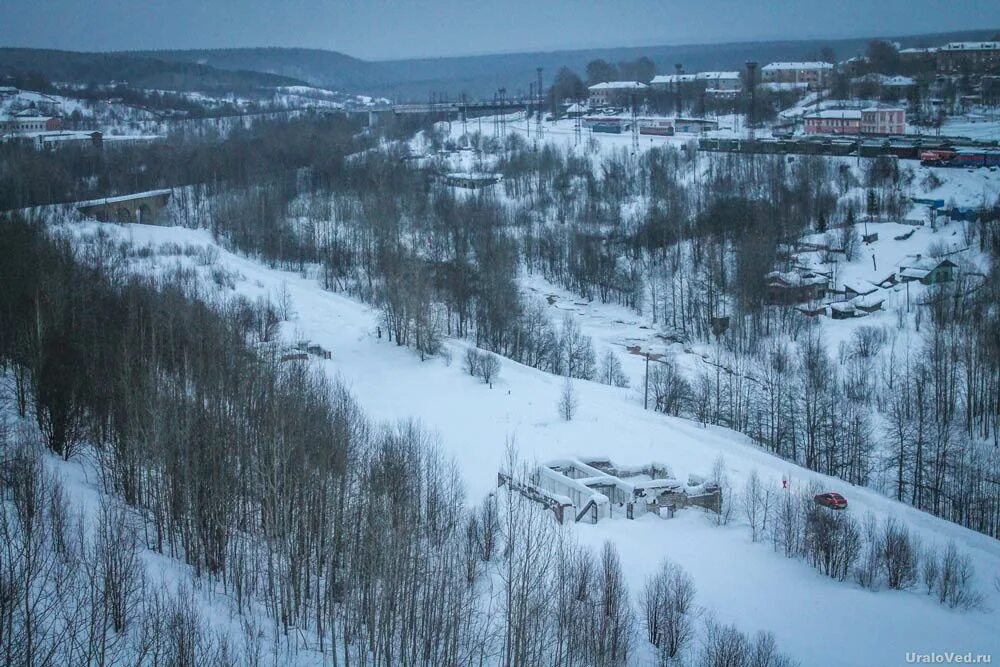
[131,47,377,92]
[138,29,1000,101]
[0,48,306,93]
[6,28,999,101]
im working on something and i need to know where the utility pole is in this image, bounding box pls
[499,87,507,138]
[492,91,498,138]
[461,92,468,141]
[857,114,862,166]
[675,63,683,118]
[644,352,650,410]
[528,82,534,138]
[631,92,640,153]
[536,67,544,137]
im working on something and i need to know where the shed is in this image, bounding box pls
[843,281,878,298]
[853,293,885,314]
[899,267,930,282]
[830,302,856,319]
[796,304,827,317]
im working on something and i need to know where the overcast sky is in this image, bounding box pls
[2,0,998,60]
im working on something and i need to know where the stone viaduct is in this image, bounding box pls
[76,189,172,224]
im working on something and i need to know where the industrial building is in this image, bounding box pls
[1,115,62,133]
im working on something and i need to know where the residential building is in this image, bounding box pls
[841,56,869,77]
[803,109,861,135]
[587,81,647,107]
[765,270,829,304]
[899,257,957,285]
[698,71,743,93]
[649,73,697,89]
[850,73,917,95]
[761,62,833,89]
[899,46,938,61]
[650,71,742,94]
[861,106,906,135]
[937,42,1000,73]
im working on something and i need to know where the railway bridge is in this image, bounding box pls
[76,189,172,224]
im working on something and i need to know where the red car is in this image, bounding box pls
[814,492,848,510]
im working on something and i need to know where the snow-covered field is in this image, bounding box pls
[54,217,1000,667]
[936,114,1000,142]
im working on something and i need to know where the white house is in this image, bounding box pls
[587,81,647,107]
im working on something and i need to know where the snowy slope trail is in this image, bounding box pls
[62,220,1000,667]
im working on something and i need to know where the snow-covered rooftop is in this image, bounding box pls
[852,292,885,309]
[650,74,697,85]
[861,105,905,113]
[762,61,834,71]
[804,110,862,120]
[588,81,648,91]
[699,71,741,80]
[842,280,878,295]
[941,41,1000,51]
[766,270,828,287]
[650,71,740,85]
[851,74,916,86]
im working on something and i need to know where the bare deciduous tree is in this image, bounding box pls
[559,377,579,421]
[641,558,696,664]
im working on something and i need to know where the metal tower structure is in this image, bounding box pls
[745,61,758,141]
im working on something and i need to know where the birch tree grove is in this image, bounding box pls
[0,217,804,666]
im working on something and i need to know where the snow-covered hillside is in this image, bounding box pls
[56,217,1000,667]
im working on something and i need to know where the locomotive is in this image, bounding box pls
[920,148,1000,168]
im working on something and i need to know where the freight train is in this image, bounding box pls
[698,135,1000,164]
[919,148,1000,168]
